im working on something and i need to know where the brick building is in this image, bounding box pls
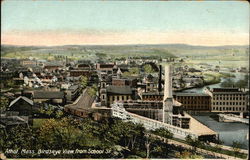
[205,88,248,112]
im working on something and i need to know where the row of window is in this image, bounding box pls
[177,96,209,100]
[213,101,245,106]
[184,106,209,109]
[213,97,245,100]
[181,101,210,105]
[214,94,245,97]
[212,106,246,111]
[110,95,130,101]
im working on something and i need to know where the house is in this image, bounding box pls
[69,70,91,77]
[43,64,63,72]
[0,114,29,129]
[9,96,34,116]
[96,63,116,74]
[112,78,137,87]
[65,84,81,103]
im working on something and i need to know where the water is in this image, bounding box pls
[193,115,249,150]
[183,71,247,93]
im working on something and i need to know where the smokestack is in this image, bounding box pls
[162,65,173,124]
[164,65,172,100]
[158,65,162,92]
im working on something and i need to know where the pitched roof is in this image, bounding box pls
[107,85,132,95]
[33,91,64,99]
[9,96,33,107]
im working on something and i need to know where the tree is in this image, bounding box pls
[220,78,235,87]
[55,110,64,118]
[129,67,140,75]
[143,64,154,73]
[185,135,203,152]
[151,128,173,139]
[6,80,15,88]
[0,97,9,112]
[80,76,88,88]
[232,141,242,157]
[87,84,98,97]
[145,134,151,158]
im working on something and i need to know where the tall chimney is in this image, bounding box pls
[158,65,162,92]
[163,65,173,124]
[164,65,172,100]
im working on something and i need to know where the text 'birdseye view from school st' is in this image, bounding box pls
[0,1,249,159]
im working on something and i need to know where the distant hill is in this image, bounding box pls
[1,43,248,59]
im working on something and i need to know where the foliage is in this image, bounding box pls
[6,80,15,88]
[80,76,88,88]
[143,64,155,73]
[221,75,249,89]
[122,67,140,77]
[87,85,98,97]
[220,78,235,87]
[175,150,203,159]
[0,96,9,112]
[185,135,203,152]
[129,67,140,75]
[151,128,173,139]
[38,104,63,118]
[232,141,243,156]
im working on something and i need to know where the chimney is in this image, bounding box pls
[163,65,173,124]
[158,65,162,92]
[164,65,172,100]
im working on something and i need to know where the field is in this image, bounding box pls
[1,44,249,68]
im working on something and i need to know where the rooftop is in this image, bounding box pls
[9,96,34,107]
[107,85,133,95]
[33,91,64,99]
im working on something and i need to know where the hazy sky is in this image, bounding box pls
[1,1,249,46]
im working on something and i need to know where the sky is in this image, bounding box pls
[1,0,249,46]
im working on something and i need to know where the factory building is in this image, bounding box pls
[205,88,248,112]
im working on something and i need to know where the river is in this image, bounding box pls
[193,115,249,149]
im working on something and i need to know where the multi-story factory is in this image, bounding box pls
[205,88,248,113]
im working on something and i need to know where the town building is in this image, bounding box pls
[100,85,135,107]
[205,88,248,112]
[8,96,34,116]
[174,93,211,112]
[33,91,65,104]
